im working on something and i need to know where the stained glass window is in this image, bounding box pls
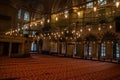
[86,2,94,8]
[116,43,119,58]
[23,25,28,34]
[24,12,29,21]
[98,0,107,6]
[101,43,106,57]
[18,9,21,19]
[31,42,37,52]
[88,43,92,56]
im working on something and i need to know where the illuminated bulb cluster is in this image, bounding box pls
[93,7,97,12]
[31,24,113,42]
[116,1,119,8]
[77,12,80,16]
[56,17,58,21]
[5,28,20,35]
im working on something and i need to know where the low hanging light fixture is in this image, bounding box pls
[47,19,50,23]
[98,27,101,31]
[116,1,119,8]
[109,25,112,29]
[65,15,68,19]
[18,28,20,31]
[64,10,69,19]
[35,23,37,26]
[93,7,97,12]
[30,24,32,27]
[41,21,43,25]
[77,12,80,16]
[22,27,23,30]
[56,17,58,21]
[88,28,91,31]
[80,29,83,32]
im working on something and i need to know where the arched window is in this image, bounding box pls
[24,12,29,21]
[113,0,118,2]
[73,44,77,56]
[18,9,21,19]
[88,43,92,56]
[101,43,106,57]
[32,31,36,36]
[23,25,28,34]
[86,2,93,8]
[98,0,107,6]
[116,43,119,58]
[31,41,37,52]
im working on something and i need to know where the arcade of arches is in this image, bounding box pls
[2,0,120,80]
[1,0,120,63]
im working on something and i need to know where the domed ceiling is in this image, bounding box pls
[10,0,83,14]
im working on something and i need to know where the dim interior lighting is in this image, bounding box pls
[88,28,91,31]
[47,19,50,23]
[41,21,43,25]
[25,26,28,29]
[93,7,97,12]
[109,25,112,29]
[56,17,58,21]
[116,1,119,8]
[80,29,83,32]
[30,24,32,27]
[98,27,101,31]
[20,34,23,36]
[18,28,20,31]
[72,30,75,33]
[77,12,80,16]
[61,32,64,34]
[35,23,37,26]
[15,29,17,32]
[78,34,81,37]
[65,15,68,19]
[66,30,69,33]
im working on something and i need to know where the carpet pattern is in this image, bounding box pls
[0,54,120,80]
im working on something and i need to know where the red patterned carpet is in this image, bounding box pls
[0,54,120,80]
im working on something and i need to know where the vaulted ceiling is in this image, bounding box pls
[1,0,98,34]
[9,0,84,14]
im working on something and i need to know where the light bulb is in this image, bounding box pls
[41,21,43,25]
[77,12,80,16]
[98,27,101,31]
[93,7,97,12]
[47,19,50,23]
[88,28,91,31]
[56,17,58,21]
[65,15,68,18]
[116,1,119,8]
[109,25,112,29]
